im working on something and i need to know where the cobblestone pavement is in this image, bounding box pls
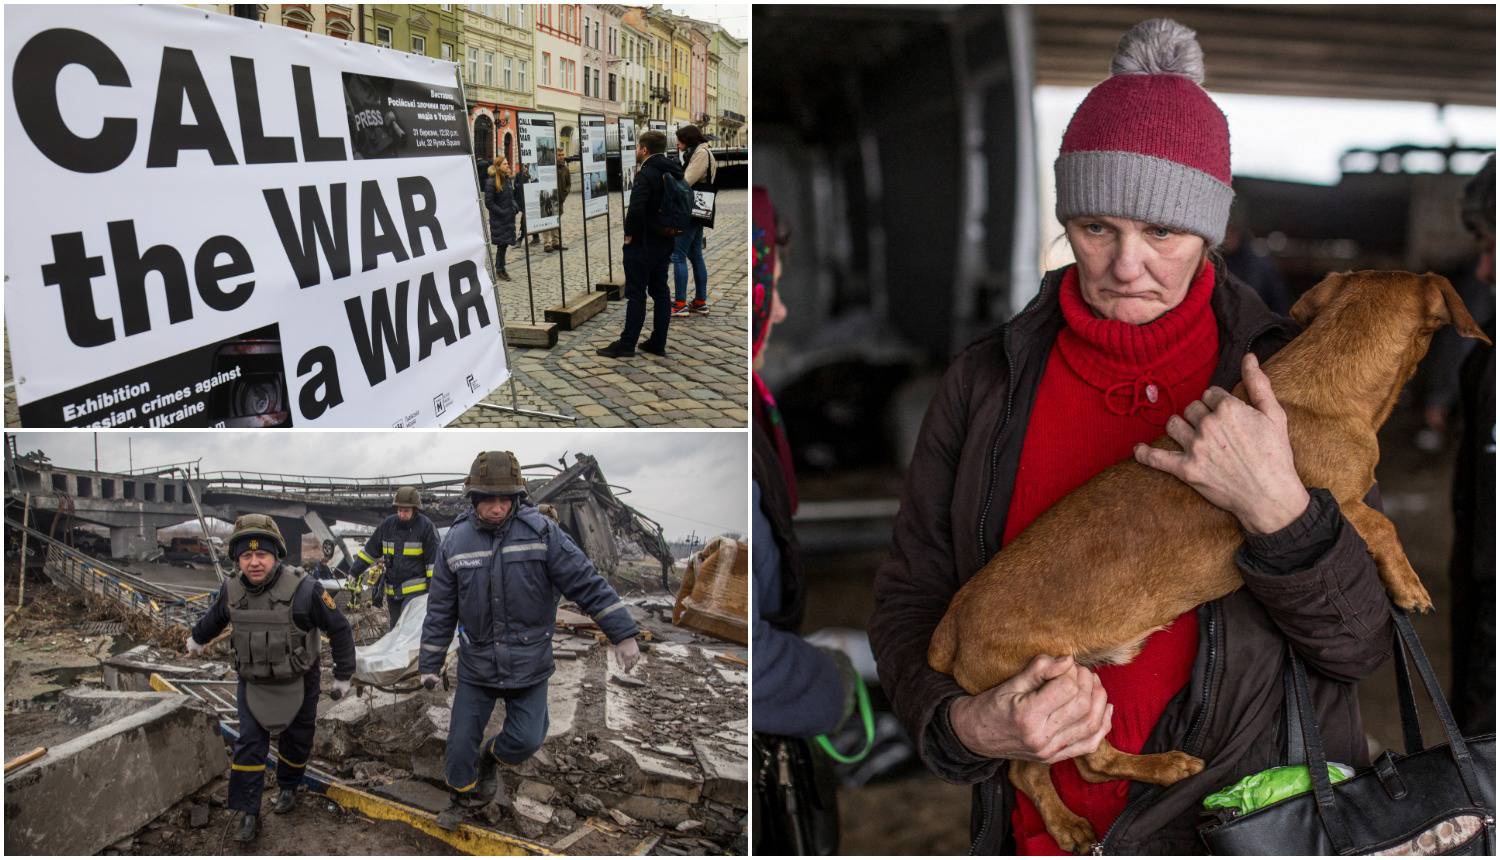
[2,189,749,429]
[454,187,748,428]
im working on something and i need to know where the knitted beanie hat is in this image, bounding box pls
[1055,19,1233,245]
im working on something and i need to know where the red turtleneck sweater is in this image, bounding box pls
[1008,263,1219,855]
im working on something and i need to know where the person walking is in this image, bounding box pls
[671,124,718,317]
[598,130,684,358]
[484,158,522,282]
[347,487,440,631]
[868,19,1391,854]
[419,451,642,829]
[186,515,355,843]
[545,150,572,252]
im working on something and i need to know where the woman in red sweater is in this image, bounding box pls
[869,18,1392,855]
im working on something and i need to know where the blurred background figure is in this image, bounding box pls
[1449,154,1494,736]
[751,188,864,856]
[754,4,1494,853]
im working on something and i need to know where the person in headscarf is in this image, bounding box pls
[751,187,859,854]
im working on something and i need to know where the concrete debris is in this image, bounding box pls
[512,796,556,839]
[608,807,638,827]
[371,779,454,815]
[675,819,705,833]
[188,804,210,829]
[4,691,227,856]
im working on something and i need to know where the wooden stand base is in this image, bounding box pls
[544,290,610,330]
[503,322,558,348]
[595,278,625,301]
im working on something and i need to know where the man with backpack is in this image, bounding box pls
[598,130,689,358]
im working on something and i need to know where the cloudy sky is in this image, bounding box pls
[11,431,747,541]
[666,4,748,39]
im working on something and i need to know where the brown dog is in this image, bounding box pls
[927,271,1490,853]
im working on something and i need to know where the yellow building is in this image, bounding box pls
[639,7,674,124]
[193,4,356,39]
[461,5,535,168]
[669,16,692,125]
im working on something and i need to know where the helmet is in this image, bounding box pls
[228,514,286,558]
[465,450,527,497]
[394,486,422,508]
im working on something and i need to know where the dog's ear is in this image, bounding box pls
[1424,272,1493,345]
[1289,272,1349,327]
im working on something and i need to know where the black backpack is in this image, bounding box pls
[655,170,694,237]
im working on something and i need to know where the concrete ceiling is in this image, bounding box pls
[1033,4,1495,106]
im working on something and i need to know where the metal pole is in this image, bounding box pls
[449,68,572,423]
[179,470,227,584]
[605,117,616,283]
[557,157,567,308]
[524,221,536,324]
[17,492,31,608]
[580,115,592,294]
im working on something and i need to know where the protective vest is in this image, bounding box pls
[226,566,320,682]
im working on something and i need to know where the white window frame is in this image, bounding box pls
[467,47,479,82]
[411,34,426,55]
[504,55,513,90]
[441,42,454,61]
[376,25,393,48]
[484,51,494,85]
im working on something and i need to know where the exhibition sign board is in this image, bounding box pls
[580,113,608,219]
[3,4,509,428]
[618,117,638,196]
[517,110,561,234]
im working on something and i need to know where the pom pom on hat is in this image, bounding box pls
[1111,19,1205,83]
[1055,18,1232,245]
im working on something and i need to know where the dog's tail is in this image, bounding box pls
[927,608,960,675]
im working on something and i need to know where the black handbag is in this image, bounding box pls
[1200,608,1495,855]
[753,733,841,855]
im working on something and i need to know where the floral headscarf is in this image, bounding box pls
[752,186,797,512]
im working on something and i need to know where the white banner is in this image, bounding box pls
[517,110,560,234]
[4,5,509,428]
[649,120,668,133]
[580,113,608,220]
[618,117,638,197]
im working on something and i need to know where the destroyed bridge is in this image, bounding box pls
[5,446,675,581]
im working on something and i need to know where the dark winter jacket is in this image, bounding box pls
[349,512,441,598]
[192,564,357,681]
[419,502,638,689]
[868,264,1394,854]
[624,152,685,248]
[1450,312,1495,735]
[557,155,573,203]
[484,173,522,246]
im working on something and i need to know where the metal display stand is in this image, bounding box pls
[455,69,573,423]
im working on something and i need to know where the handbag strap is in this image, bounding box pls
[1388,609,1486,804]
[1289,649,1356,852]
[1284,605,1490,855]
[1283,645,1306,766]
[1392,634,1425,755]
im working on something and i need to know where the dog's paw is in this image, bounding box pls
[1141,751,1204,785]
[1390,579,1435,614]
[1049,812,1097,855]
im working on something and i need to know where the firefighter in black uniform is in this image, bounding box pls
[186,514,356,843]
[348,486,441,630]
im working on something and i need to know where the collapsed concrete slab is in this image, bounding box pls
[609,739,703,804]
[692,739,748,806]
[103,645,229,692]
[4,691,227,856]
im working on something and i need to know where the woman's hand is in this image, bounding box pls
[1134,353,1309,535]
[948,654,1112,763]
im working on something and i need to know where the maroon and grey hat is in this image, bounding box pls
[1055,19,1233,246]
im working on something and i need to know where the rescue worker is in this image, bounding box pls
[185,514,355,843]
[419,451,643,829]
[348,486,441,630]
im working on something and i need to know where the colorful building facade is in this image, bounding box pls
[461,5,535,168]
[534,3,583,155]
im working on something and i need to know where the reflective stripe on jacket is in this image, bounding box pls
[418,502,638,688]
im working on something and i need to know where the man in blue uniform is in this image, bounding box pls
[186,514,356,843]
[348,486,441,630]
[419,450,642,829]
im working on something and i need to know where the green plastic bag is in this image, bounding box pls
[1202,763,1355,815]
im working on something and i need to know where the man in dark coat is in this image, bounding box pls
[544,151,572,252]
[348,487,441,631]
[598,130,683,358]
[419,450,641,829]
[1450,154,1495,735]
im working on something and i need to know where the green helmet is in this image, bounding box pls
[228,513,286,558]
[394,485,421,508]
[465,450,526,497]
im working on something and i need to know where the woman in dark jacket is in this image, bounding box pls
[867,20,1392,855]
[484,158,521,281]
